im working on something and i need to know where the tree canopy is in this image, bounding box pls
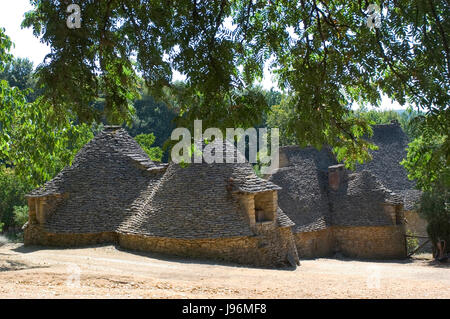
[0,28,95,187]
[21,0,449,166]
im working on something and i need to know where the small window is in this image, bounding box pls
[254,192,275,223]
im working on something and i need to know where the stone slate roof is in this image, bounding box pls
[29,127,166,234]
[270,144,407,233]
[329,170,402,227]
[355,121,420,209]
[269,146,337,233]
[27,126,167,198]
[196,139,281,194]
[270,123,421,233]
[119,139,287,239]
[29,132,291,237]
[401,189,422,211]
[276,208,296,228]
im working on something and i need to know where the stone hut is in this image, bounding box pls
[354,121,422,213]
[354,121,426,247]
[269,122,417,259]
[24,126,299,268]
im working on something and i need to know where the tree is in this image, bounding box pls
[0,57,34,92]
[401,119,449,257]
[417,181,450,255]
[0,168,29,231]
[134,133,163,162]
[0,28,95,187]
[126,92,177,152]
[20,1,449,166]
[401,133,448,192]
[265,96,298,146]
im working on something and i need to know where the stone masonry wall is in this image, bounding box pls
[294,228,334,258]
[294,226,406,259]
[24,223,118,246]
[404,210,431,252]
[254,191,277,222]
[333,226,406,259]
[24,222,299,268]
[119,227,299,268]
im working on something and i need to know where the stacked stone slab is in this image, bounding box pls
[24,127,299,268]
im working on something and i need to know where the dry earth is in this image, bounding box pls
[0,243,449,299]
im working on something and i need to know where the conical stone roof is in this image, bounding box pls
[330,170,403,227]
[119,139,284,239]
[354,121,420,210]
[28,127,166,234]
[269,146,336,233]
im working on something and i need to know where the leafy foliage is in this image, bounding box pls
[401,133,448,192]
[21,1,449,166]
[13,205,29,229]
[134,133,163,162]
[406,229,420,253]
[0,168,30,230]
[0,57,34,92]
[418,183,450,254]
[401,123,449,251]
[265,96,298,146]
[126,92,177,160]
[0,29,96,187]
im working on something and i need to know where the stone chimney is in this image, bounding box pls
[328,164,346,192]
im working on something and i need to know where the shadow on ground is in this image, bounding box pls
[8,243,297,272]
[0,259,50,272]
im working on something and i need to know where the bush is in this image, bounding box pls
[134,133,163,161]
[0,168,30,230]
[13,205,28,228]
[418,183,450,254]
[406,229,419,253]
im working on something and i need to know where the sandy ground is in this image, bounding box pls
[0,243,449,299]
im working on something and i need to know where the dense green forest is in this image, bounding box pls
[0,1,448,250]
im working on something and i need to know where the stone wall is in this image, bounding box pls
[24,222,299,268]
[254,191,277,222]
[404,210,431,252]
[294,226,407,259]
[294,228,334,258]
[24,223,118,247]
[237,193,256,228]
[404,211,428,236]
[119,227,299,268]
[332,226,406,259]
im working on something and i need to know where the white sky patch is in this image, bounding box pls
[1,0,50,66]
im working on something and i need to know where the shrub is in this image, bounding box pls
[406,229,419,253]
[418,183,450,254]
[13,205,28,228]
[0,168,29,230]
[134,133,163,161]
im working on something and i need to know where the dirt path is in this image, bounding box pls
[0,243,449,298]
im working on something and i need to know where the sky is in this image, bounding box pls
[1,0,406,111]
